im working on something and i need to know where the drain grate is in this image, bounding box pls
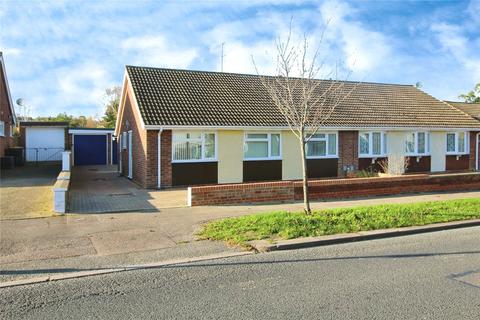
[109,192,134,197]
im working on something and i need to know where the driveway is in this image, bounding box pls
[0,164,61,220]
[68,165,187,213]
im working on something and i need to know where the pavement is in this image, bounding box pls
[1,189,479,284]
[0,164,61,220]
[1,226,479,319]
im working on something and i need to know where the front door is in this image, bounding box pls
[128,131,133,179]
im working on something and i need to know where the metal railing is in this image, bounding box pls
[25,148,64,163]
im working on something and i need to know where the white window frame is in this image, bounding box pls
[9,124,13,137]
[358,131,387,158]
[306,132,338,159]
[243,132,282,161]
[446,131,469,155]
[171,131,217,163]
[0,121,4,137]
[405,131,430,156]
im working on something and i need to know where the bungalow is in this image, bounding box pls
[0,52,17,158]
[446,101,480,170]
[114,66,480,188]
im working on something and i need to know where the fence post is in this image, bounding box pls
[62,151,72,171]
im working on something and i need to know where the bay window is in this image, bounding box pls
[244,133,281,160]
[446,132,468,154]
[172,131,216,162]
[359,132,387,157]
[405,132,430,155]
[306,132,337,158]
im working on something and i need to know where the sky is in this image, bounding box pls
[1,0,479,118]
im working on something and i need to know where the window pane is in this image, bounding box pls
[383,133,387,154]
[359,133,369,154]
[173,140,202,160]
[417,132,425,154]
[328,134,336,155]
[447,133,456,152]
[406,133,415,153]
[271,134,280,157]
[372,132,381,155]
[245,141,268,158]
[458,132,465,153]
[204,133,215,159]
[307,140,326,157]
[311,133,326,139]
[247,133,268,139]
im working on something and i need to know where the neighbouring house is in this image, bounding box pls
[114,66,480,189]
[19,121,70,162]
[0,52,17,158]
[446,101,480,171]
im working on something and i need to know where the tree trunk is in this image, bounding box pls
[299,133,311,214]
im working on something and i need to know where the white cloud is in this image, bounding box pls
[121,35,197,69]
[319,0,393,74]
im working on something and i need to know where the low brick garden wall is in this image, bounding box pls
[188,172,480,206]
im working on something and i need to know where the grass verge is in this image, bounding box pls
[197,198,480,247]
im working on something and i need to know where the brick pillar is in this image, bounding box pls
[469,131,478,170]
[337,131,359,177]
[160,130,172,188]
[145,130,159,188]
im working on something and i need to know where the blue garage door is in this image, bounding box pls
[74,135,107,165]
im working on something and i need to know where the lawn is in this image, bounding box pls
[197,198,480,247]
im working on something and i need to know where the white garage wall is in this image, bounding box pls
[26,127,65,161]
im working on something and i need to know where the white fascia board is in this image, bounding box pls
[127,72,146,130]
[114,72,128,137]
[144,125,480,132]
[0,54,17,125]
[69,129,114,135]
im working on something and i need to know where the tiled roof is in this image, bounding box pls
[445,101,480,120]
[126,66,480,129]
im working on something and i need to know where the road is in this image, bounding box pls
[1,226,480,319]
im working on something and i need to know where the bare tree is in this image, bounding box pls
[253,24,357,214]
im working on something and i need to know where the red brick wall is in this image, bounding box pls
[160,130,172,188]
[189,181,294,206]
[189,172,480,206]
[337,131,358,176]
[469,131,478,170]
[0,66,14,157]
[118,85,148,187]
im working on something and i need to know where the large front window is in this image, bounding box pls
[405,132,430,155]
[306,133,337,158]
[446,132,468,154]
[359,132,387,157]
[172,132,216,162]
[244,133,281,160]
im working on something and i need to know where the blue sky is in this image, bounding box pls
[1,0,479,118]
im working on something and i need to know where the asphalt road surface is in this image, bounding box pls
[2,226,480,319]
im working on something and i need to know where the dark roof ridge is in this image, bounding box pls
[125,65,415,88]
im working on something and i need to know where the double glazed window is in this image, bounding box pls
[446,132,468,154]
[405,132,430,155]
[0,121,4,137]
[172,132,216,162]
[244,133,281,160]
[306,133,337,158]
[359,132,387,157]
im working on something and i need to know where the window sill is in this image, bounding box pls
[358,155,387,158]
[243,158,282,161]
[172,159,218,163]
[306,156,338,159]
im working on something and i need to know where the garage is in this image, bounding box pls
[22,122,68,162]
[69,129,116,166]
